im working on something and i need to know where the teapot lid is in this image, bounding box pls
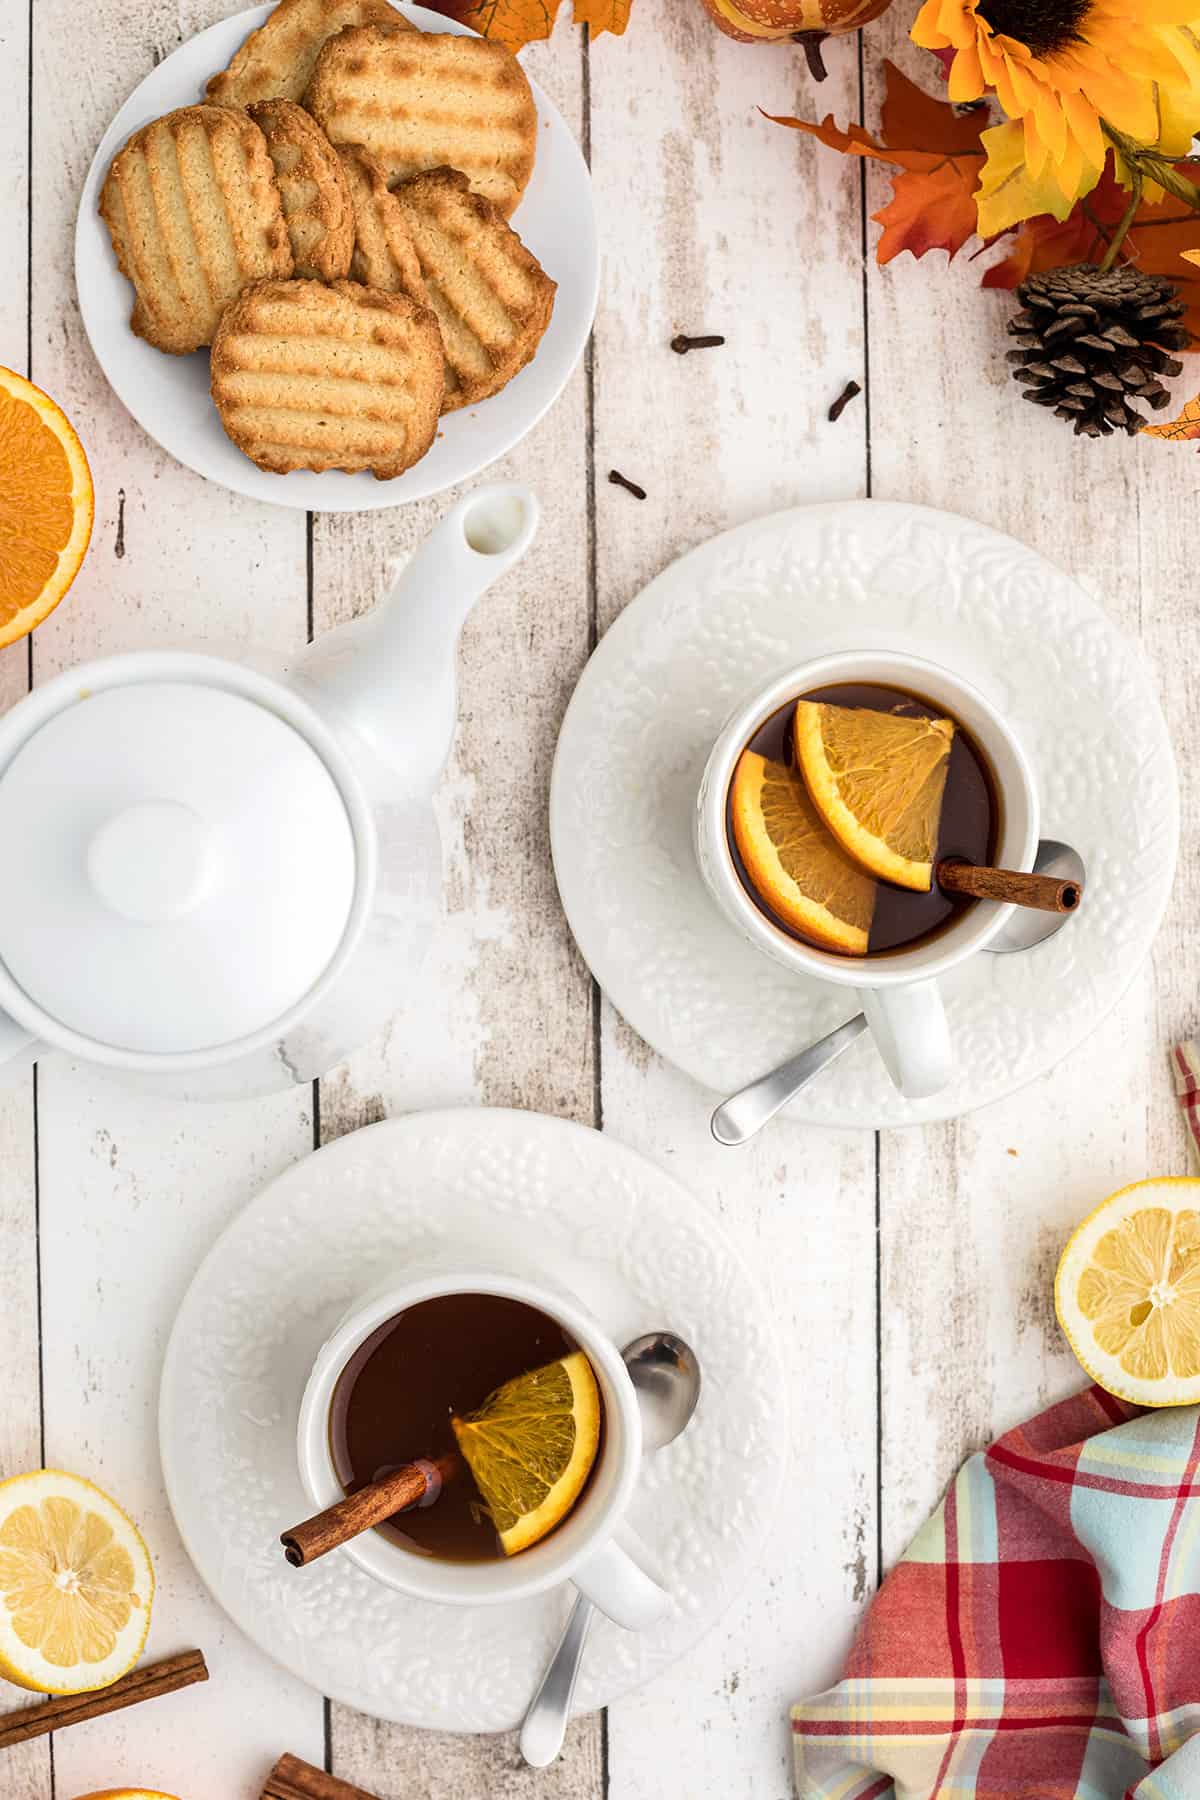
[0,672,364,1058]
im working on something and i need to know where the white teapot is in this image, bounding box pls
[0,485,537,1100]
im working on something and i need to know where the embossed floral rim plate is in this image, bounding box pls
[159,1108,786,1730]
[75,5,597,512]
[550,500,1179,1129]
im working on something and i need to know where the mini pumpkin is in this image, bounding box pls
[697,0,894,76]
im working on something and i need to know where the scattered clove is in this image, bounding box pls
[671,333,726,355]
[827,379,862,422]
[608,469,647,500]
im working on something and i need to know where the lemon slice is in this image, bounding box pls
[0,1471,154,1693]
[730,749,875,954]
[451,1350,601,1555]
[1056,1178,1200,1405]
[793,700,955,891]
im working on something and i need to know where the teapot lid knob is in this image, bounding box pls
[87,801,216,923]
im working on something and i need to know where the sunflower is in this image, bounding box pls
[912,0,1200,209]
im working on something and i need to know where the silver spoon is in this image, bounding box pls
[711,838,1086,1147]
[519,1331,702,1767]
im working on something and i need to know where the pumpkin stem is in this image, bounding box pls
[793,29,829,78]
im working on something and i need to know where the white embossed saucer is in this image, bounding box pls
[159,1109,785,1730]
[550,501,1178,1129]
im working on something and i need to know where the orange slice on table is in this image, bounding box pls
[1056,1178,1200,1406]
[729,749,875,955]
[0,367,93,649]
[793,701,954,892]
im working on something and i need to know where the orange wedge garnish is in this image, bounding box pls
[730,750,876,955]
[0,367,93,648]
[793,701,954,891]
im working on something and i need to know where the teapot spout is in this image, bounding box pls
[294,484,539,787]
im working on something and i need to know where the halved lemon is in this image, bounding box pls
[730,749,875,955]
[0,366,94,649]
[74,1791,180,1798]
[452,1350,602,1555]
[1056,1178,1200,1406]
[793,701,954,891]
[0,1471,154,1693]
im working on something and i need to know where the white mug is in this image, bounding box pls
[296,1266,670,1629]
[694,650,1039,1099]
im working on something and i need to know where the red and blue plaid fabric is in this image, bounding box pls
[792,1387,1200,1799]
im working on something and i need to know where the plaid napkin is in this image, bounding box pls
[1171,1042,1200,1168]
[791,1388,1200,1799]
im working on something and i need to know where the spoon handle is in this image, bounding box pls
[519,1594,596,1767]
[710,1013,868,1146]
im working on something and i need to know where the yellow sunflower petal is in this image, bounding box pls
[1053,129,1087,199]
[1060,89,1107,168]
[1157,79,1200,152]
[1022,107,1050,178]
[1033,85,1070,161]
[1004,56,1045,112]
[1066,47,1161,138]
[947,41,986,100]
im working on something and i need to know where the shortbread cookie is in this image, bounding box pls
[206,0,414,109]
[338,143,423,295]
[248,99,354,280]
[99,105,293,355]
[210,276,444,477]
[392,167,555,411]
[306,26,537,217]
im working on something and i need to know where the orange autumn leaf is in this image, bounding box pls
[768,62,987,264]
[1142,393,1200,439]
[427,0,629,48]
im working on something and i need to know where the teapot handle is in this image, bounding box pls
[0,1006,40,1080]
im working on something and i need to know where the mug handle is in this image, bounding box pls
[860,980,951,1100]
[571,1537,670,1631]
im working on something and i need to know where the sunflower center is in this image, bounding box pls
[975,0,1090,55]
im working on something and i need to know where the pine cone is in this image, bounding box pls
[1008,263,1190,438]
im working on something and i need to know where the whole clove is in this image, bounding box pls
[670,333,726,355]
[827,379,862,422]
[608,469,647,500]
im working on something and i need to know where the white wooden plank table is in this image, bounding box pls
[0,1,1196,1796]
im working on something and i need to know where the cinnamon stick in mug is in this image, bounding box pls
[281,1453,458,1567]
[936,859,1082,914]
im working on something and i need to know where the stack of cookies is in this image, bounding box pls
[97,0,557,481]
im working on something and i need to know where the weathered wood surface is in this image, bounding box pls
[1,0,1196,1796]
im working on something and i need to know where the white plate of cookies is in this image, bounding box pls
[75,0,597,510]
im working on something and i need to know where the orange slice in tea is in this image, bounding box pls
[729,749,875,956]
[0,367,94,648]
[1056,1178,1200,1406]
[793,701,954,891]
[451,1350,601,1555]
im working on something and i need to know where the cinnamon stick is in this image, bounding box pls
[262,1754,381,1800]
[936,858,1083,914]
[0,1648,208,1748]
[281,1453,458,1568]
